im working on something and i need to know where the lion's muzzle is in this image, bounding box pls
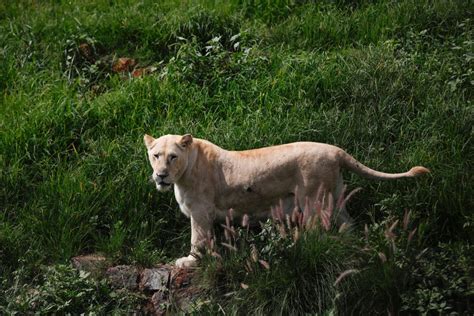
[152,173,173,192]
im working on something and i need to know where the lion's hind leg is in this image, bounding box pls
[296,175,354,229]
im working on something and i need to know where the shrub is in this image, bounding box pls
[163,32,267,92]
[342,211,421,314]
[401,243,473,315]
[1,264,145,315]
[197,204,472,315]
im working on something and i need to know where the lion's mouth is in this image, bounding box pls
[158,181,172,187]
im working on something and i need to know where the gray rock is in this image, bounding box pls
[139,267,170,292]
[171,286,203,313]
[106,265,139,290]
[147,291,168,315]
[169,267,203,312]
[71,254,109,278]
[170,267,195,289]
[70,253,205,313]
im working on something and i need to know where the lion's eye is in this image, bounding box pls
[169,154,177,161]
[154,154,160,159]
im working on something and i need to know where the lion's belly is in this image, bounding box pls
[214,175,298,220]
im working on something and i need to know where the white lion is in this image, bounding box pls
[144,134,429,268]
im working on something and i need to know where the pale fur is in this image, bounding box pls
[144,134,429,268]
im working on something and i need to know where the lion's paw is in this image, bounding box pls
[175,255,198,268]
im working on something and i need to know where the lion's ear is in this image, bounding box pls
[144,134,155,148]
[179,134,193,148]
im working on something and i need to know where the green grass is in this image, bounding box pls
[198,224,360,314]
[1,0,472,313]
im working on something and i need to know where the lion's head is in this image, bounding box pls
[144,134,193,192]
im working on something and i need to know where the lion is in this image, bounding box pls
[144,134,429,268]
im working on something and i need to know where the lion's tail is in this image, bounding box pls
[339,150,430,180]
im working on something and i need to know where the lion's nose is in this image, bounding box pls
[157,172,169,179]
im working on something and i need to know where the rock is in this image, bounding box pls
[132,66,157,78]
[170,267,203,312]
[112,57,136,73]
[106,265,140,290]
[146,291,168,316]
[78,43,95,62]
[132,68,146,78]
[71,253,205,313]
[139,266,170,292]
[171,286,203,312]
[71,254,109,278]
[170,267,195,289]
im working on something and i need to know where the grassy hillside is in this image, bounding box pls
[1,0,472,314]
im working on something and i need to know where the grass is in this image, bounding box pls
[196,209,361,314]
[1,0,472,314]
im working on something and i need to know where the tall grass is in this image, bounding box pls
[1,0,472,313]
[195,197,466,314]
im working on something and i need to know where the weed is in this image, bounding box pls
[0,264,146,314]
[400,243,474,315]
[163,31,267,93]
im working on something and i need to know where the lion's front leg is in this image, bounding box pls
[175,211,214,268]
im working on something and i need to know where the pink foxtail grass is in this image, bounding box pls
[198,186,425,315]
[206,185,362,271]
[270,185,362,243]
[334,269,360,286]
[205,186,420,278]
